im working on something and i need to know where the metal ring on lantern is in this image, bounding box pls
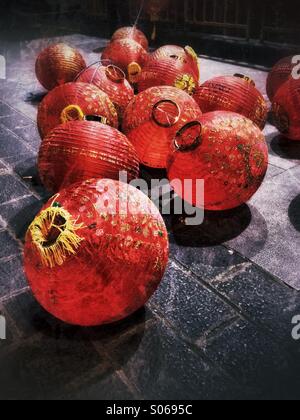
[105,65,126,83]
[174,121,202,152]
[74,60,103,82]
[74,60,125,84]
[234,73,256,87]
[152,99,181,128]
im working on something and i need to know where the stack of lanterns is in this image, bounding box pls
[25,25,274,327]
[268,56,300,141]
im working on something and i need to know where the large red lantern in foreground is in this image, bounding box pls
[151,45,200,81]
[35,43,86,91]
[102,39,148,84]
[38,120,140,193]
[272,77,300,141]
[24,179,169,326]
[37,82,118,138]
[123,86,202,168]
[111,27,149,51]
[77,64,134,120]
[266,56,298,101]
[194,75,268,129]
[167,111,268,211]
[138,56,198,95]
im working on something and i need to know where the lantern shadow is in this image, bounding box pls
[288,195,300,232]
[25,293,147,370]
[270,134,300,161]
[25,91,47,105]
[223,205,269,259]
[7,198,44,241]
[170,204,252,248]
[1,291,148,399]
[93,47,106,54]
[141,166,168,185]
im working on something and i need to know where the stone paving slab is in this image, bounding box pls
[149,261,238,342]
[104,315,245,400]
[201,318,300,400]
[227,165,300,290]
[0,255,27,300]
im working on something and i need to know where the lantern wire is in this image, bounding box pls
[132,0,145,31]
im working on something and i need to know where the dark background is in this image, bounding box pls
[0,0,299,67]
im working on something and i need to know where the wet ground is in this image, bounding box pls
[0,33,300,400]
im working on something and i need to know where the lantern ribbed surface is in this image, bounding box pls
[24,178,169,326]
[35,43,86,91]
[77,65,134,120]
[111,27,149,51]
[267,56,296,101]
[167,111,268,211]
[138,56,198,95]
[38,120,140,193]
[102,39,148,84]
[123,86,202,168]
[37,82,119,138]
[193,75,268,129]
[272,77,300,141]
[151,45,200,81]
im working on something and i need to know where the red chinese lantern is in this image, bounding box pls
[167,111,268,211]
[24,178,169,326]
[123,86,202,168]
[138,56,198,95]
[193,75,268,130]
[38,120,140,193]
[102,39,148,84]
[266,56,298,101]
[111,27,149,51]
[272,77,300,141]
[76,64,134,121]
[35,43,86,91]
[37,82,119,138]
[151,45,200,81]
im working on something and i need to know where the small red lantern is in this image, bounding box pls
[167,111,268,211]
[151,45,200,81]
[123,86,202,168]
[76,64,134,120]
[37,82,119,138]
[35,43,86,91]
[102,39,148,84]
[111,27,149,51]
[193,75,268,130]
[24,178,169,326]
[266,56,298,101]
[272,77,300,141]
[138,56,198,95]
[38,120,140,193]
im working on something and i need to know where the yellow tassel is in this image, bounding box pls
[60,104,85,124]
[174,74,196,95]
[128,62,142,84]
[29,205,85,268]
[185,46,200,79]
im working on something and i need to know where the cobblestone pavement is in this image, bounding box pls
[0,34,300,400]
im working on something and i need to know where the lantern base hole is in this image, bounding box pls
[42,215,66,248]
[30,206,85,268]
